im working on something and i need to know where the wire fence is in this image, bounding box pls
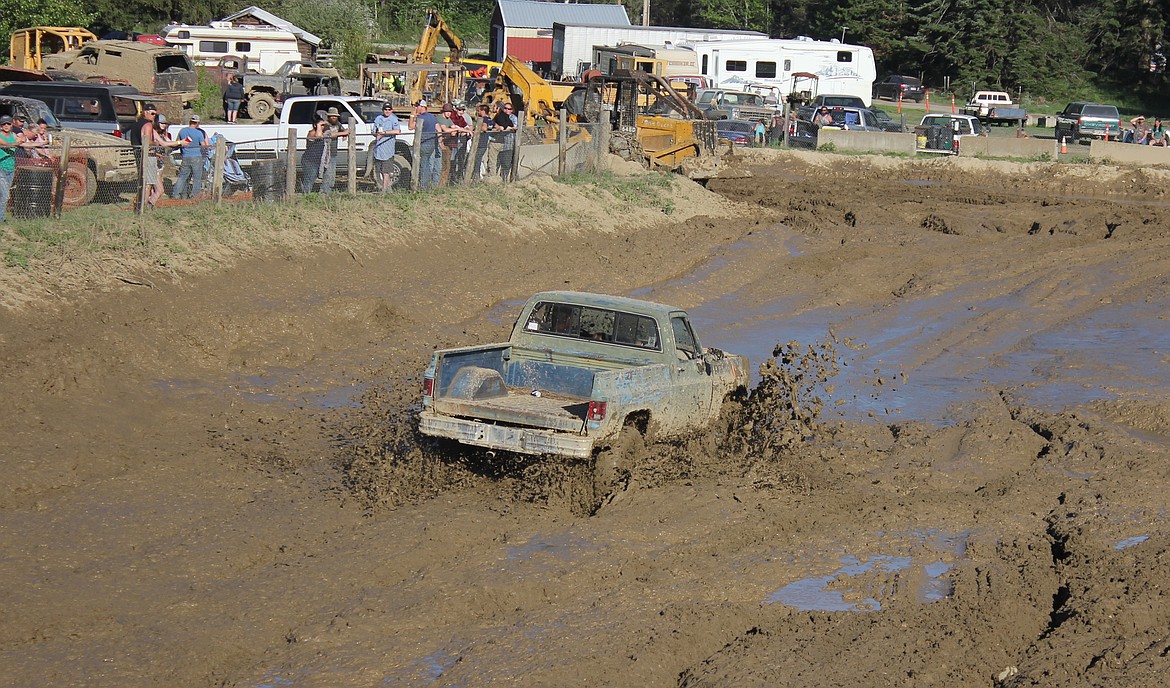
[2,116,612,220]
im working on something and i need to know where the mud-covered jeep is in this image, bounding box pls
[41,40,199,111]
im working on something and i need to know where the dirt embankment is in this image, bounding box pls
[1,151,1168,687]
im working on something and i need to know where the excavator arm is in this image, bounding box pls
[408,8,464,104]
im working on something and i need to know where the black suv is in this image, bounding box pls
[873,75,925,103]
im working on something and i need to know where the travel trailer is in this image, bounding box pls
[162,22,303,75]
[552,23,765,79]
[688,37,876,106]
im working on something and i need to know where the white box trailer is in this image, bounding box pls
[689,37,877,106]
[552,23,765,79]
[162,22,303,75]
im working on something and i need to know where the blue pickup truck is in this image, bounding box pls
[419,291,749,460]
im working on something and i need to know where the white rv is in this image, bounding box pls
[552,23,766,79]
[162,22,303,75]
[689,37,877,106]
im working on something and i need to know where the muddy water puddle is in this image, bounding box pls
[154,369,367,410]
[687,279,1169,423]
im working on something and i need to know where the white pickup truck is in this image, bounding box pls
[199,95,414,178]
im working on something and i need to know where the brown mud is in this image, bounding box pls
[1,150,1168,686]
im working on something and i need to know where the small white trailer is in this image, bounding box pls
[688,37,877,106]
[552,23,765,79]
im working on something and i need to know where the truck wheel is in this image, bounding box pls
[62,163,97,208]
[593,421,646,505]
[247,94,277,122]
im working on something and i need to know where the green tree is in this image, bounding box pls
[0,0,94,43]
[692,0,772,33]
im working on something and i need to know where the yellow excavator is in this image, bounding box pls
[408,8,464,105]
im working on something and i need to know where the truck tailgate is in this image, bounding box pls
[432,389,588,432]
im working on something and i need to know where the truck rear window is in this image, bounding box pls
[1082,105,1118,118]
[524,301,660,350]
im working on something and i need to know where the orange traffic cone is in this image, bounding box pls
[950,94,956,113]
[1104,125,1111,141]
[897,91,903,113]
[1060,137,1068,154]
[924,90,930,111]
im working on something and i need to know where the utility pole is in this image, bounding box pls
[643,0,650,27]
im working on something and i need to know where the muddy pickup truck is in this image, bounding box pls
[419,291,749,459]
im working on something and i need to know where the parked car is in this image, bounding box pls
[715,118,761,146]
[873,75,925,102]
[817,106,885,132]
[1054,102,1122,144]
[784,117,818,149]
[0,82,145,137]
[694,88,778,126]
[797,94,870,120]
[920,113,985,137]
[870,108,905,132]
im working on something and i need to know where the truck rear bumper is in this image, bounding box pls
[419,410,594,459]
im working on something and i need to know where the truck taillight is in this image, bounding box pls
[423,377,434,397]
[587,401,606,421]
[113,128,123,138]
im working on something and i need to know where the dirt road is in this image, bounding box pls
[1,151,1167,687]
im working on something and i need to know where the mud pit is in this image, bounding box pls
[2,151,1168,686]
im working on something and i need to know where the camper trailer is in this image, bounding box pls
[162,22,303,75]
[553,23,765,80]
[689,37,876,106]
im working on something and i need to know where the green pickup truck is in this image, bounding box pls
[419,291,749,460]
[1054,102,1122,143]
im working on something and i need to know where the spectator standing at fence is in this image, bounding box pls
[472,103,492,180]
[435,104,457,187]
[318,107,349,195]
[300,113,327,193]
[21,118,52,159]
[146,114,181,208]
[173,114,208,200]
[0,115,22,222]
[447,102,472,183]
[372,103,401,192]
[492,101,518,180]
[410,99,439,190]
[224,76,244,123]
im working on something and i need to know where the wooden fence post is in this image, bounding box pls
[347,131,358,194]
[212,136,226,204]
[286,129,297,198]
[557,108,567,176]
[53,134,70,218]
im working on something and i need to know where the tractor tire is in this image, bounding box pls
[246,94,277,123]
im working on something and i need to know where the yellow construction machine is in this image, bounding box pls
[566,69,720,171]
[408,8,464,105]
[9,27,96,71]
